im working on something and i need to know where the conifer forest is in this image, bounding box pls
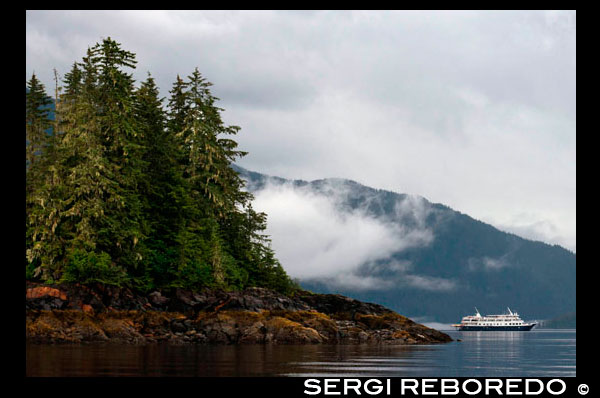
[26,37,298,294]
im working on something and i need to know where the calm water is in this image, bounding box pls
[26,330,575,377]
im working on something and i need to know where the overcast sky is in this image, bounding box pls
[26,10,576,252]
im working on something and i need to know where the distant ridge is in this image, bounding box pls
[233,164,576,323]
[539,312,576,329]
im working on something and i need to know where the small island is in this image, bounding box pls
[26,37,450,347]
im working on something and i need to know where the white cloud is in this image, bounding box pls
[403,274,458,291]
[26,10,576,252]
[250,181,457,291]
[252,182,428,279]
[489,213,576,252]
[321,274,396,291]
[468,256,511,272]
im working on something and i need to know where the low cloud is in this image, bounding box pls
[403,274,458,291]
[320,274,397,291]
[493,217,576,253]
[468,256,511,271]
[251,181,455,291]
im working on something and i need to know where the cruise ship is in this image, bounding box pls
[452,308,537,331]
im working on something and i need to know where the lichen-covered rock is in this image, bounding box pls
[148,291,169,307]
[26,286,68,301]
[25,282,452,345]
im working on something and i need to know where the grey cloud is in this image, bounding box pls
[26,10,576,252]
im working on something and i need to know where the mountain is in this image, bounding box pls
[538,312,576,329]
[26,86,575,324]
[233,165,576,324]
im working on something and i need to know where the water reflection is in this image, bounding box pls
[26,330,575,377]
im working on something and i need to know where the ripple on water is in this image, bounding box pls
[26,330,576,377]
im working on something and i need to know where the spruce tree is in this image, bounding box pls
[62,62,83,98]
[181,68,249,217]
[90,37,148,274]
[38,47,119,279]
[26,73,57,279]
[166,75,190,142]
[175,68,246,286]
[26,74,53,170]
[135,74,186,288]
[26,38,298,294]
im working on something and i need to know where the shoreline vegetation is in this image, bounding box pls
[26,37,451,345]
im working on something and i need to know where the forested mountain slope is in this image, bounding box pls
[235,165,576,323]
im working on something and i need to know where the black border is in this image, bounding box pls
[21,8,582,396]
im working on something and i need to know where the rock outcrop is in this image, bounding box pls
[26,282,452,345]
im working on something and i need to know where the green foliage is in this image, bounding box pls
[26,37,299,296]
[61,249,127,286]
[224,261,249,290]
[177,260,215,289]
[26,260,38,280]
[26,73,53,169]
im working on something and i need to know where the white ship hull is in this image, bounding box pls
[452,307,537,331]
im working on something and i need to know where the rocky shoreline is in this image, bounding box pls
[26,282,452,345]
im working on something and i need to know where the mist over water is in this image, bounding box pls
[27,330,575,377]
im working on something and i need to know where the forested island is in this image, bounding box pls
[26,38,451,345]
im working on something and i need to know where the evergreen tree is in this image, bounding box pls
[26,74,53,170]
[26,73,57,279]
[135,73,186,288]
[31,48,117,280]
[181,68,249,217]
[62,62,83,98]
[166,75,190,142]
[26,38,298,294]
[90,37,148,274]
[226,203,297,294]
